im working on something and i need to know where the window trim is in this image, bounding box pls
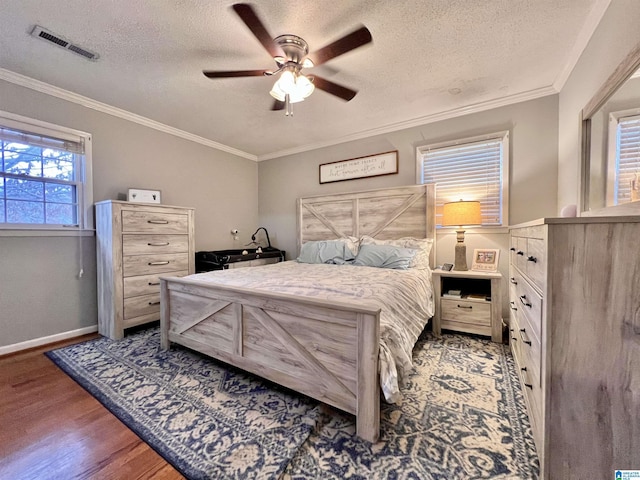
[607,108,640,206]
[0,110,93,234]
[415,131,509,229]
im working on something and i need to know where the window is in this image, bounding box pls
[608,111,640,205]
[0,111,92,231]
[417,131,509,227]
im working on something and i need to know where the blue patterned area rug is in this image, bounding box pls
[46,327,539,479]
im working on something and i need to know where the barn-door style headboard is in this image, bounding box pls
[297,184,436,267]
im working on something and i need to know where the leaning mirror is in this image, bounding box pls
[581,42,640,213]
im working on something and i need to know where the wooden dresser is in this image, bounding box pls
[96,200,195,340]
[509,216,640,479]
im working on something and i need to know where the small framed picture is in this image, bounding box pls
[471,248,500,272]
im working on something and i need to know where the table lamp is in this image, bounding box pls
[442,200,481,271]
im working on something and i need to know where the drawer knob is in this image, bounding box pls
[457,305,473,309]
[148,219,169,224]
[516,251,524,256]
[510,247,516,251]
[509,301,518,311]
[519,328,532,346]
[148,242,170,246]
[148,301,161,306]
[148,281,160,286]
[148,261,170,266]
[509,277,518,285]
[519,295,532,308]
[527,255,537,263]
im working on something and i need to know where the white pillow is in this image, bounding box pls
[359,235,433,269]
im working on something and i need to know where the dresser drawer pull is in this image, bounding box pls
[521,367,533,389]
[148,261,170,266]
[509,277,518,285]
[510,247,516,251]
[148,242,170,246]
[509,301,518,311]
[147,219,169,224]
[516,251,524,256]
[527,255,537,263]
[148,301,161,306]
[148,281,160,286]
[457,305,473,309]
[519,295,532,308]
[510,328,517,342]
[519,328,532,346]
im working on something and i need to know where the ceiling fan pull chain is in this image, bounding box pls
[285,94,292,116]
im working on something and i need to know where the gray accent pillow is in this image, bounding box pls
[353,244,417,269]
[297,240,356,264]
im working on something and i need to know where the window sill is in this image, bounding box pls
[0,228,95,237]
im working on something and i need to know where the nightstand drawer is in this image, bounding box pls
[122,210,189,234]
[441,298,491,326]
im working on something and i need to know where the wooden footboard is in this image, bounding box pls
[160,276,381,442]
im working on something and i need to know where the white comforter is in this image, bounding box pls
[187,261,434,403]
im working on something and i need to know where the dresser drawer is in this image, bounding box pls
[122,234,189,255]
[123,270,189,297]
[441,298,491,325]
[518,318,541,388]
[525,237,545,289]
[124,292,160,320]
[123,253,189,277]
[122,210,189,234]
[515,276,543,343]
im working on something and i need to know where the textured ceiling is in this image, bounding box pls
[0,0,609,160]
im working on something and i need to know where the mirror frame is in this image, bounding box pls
[580,41,640,213]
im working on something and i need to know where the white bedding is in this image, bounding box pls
[187,261,434,403]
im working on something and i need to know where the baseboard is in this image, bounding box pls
[0,325,99,356]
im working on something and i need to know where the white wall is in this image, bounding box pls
[558,0,640,213]
[0,79,258,349]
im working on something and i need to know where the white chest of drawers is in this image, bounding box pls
[96,200,195,340]
[509,216,640,479]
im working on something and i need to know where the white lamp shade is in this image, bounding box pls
[442,200,482,227]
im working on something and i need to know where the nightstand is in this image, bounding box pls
[432,269,503,342]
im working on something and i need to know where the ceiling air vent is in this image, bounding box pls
[30,25,99,61]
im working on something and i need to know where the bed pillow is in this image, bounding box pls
[297,239,356,264]
[359,235,433,269]
[353,244,417,269]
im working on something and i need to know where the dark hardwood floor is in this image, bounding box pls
[0,335,184,479]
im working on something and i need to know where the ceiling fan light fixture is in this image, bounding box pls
[269,71,314,103]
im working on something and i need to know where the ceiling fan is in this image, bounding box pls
[203,3,372,116]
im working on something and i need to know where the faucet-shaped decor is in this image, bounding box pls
[251,227,272,249]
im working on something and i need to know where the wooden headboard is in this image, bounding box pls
[297,184,437,267]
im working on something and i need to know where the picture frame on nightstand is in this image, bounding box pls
[471,248,500,272]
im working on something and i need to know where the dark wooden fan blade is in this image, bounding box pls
[312,75,358,101]
[203,70,269,78]
[232,3,285,59]
[271,99,285,110]
[310,26,372,66]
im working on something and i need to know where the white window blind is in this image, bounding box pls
[615,114,640,204]
[417,131,508,226]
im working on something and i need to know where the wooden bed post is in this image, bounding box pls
[357,311,380,442]
[160,278,170,350]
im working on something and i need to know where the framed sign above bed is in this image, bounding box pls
[319,150,398,184]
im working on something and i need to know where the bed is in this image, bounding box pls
[160,184,436,442]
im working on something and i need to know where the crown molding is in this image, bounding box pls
[257,86,558,161]
[0,68,257,161]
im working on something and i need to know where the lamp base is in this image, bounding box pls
[453,243,468,271]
